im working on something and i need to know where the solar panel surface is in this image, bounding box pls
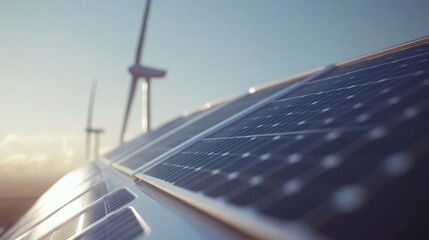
[140,42,429,239]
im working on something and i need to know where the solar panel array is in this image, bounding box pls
[3,39,429,240]
[141,42,429,239]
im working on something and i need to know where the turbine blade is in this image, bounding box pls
[134,0,151,65]
[120,77,138,144]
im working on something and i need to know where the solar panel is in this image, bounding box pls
[37,188,136,240]
[11,182,108,240]
[112,70,322,174]
[74,207,146,240]
[138,42,429,239]
[1,164,103,240]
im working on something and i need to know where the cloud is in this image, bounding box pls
[0,134,18,147]
[2,152,47,165]
[4,153,28,162]
[0,133,85,176]
[29,153,48,164]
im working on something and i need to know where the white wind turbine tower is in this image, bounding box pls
[85,80,104,160]
[120,0,166,144]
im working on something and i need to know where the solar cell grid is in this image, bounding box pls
[141,42,429,239]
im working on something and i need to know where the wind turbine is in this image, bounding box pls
[120,0,166,144]
[85,80,105,160]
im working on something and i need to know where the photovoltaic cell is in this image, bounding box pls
[141,42,429,239]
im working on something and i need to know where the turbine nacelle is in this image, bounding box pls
[87,128,105,134]
[129,64,166,79]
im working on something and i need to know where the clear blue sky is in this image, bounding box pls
[0,0,428,176]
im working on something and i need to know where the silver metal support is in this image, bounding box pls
[144,78,151,132]
[94,133,100,159]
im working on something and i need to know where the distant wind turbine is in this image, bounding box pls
[85,80,105,160]
[120,0,166,144]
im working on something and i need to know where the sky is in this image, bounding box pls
[0,0,428,177]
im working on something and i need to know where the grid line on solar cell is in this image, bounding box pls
[140,42,429,239]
